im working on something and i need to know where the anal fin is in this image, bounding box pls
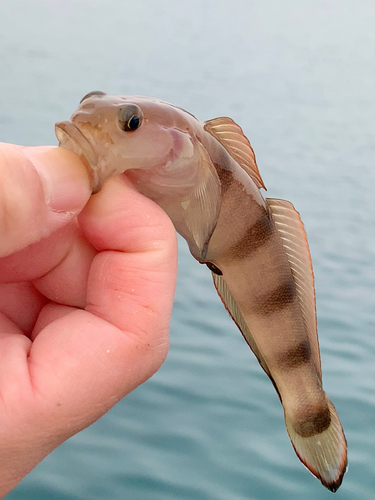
[211,272,272,381]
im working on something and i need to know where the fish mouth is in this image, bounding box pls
[55,120,101,192]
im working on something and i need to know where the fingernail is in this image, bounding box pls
[24,147,92,212]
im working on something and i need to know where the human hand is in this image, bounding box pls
[0,143,177,497]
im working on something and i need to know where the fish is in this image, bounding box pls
[55,91,347,491]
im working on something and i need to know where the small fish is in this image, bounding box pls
[56,91,347,491]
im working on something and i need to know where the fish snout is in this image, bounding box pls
[55,120,100,191]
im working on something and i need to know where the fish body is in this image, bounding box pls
[56,92,347,491]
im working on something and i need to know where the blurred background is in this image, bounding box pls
[1,0,374,498]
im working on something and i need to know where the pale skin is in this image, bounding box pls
[0,143,178,497]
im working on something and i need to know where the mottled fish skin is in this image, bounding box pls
[56,92,347,491]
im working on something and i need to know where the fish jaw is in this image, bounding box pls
[55,120,100,191]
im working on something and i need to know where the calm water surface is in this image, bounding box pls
[1,1,375,499]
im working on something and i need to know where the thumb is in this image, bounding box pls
[0,144,92,257]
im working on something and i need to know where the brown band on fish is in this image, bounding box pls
[253,280,296,315]
[214,163,234,197]
[277,340,312,370]
[226,209,274,260]
[293,403,331,437]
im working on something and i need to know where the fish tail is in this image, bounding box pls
[284,397,347,492]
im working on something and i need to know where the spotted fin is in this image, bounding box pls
[266,198,321,376]
[204,117,266,190]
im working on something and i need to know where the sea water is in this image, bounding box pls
[1,1,374,498]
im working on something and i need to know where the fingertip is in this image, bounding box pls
[0,144,92,256]
[23,146,92,212]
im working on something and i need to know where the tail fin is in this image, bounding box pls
[284,398,347,492]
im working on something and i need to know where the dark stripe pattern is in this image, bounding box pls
[253,280,296,315]
[293,404,332,437]
[215,164,234,196]
[226,209,274,260]
[278,340,312,370]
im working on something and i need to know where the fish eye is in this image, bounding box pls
[80,91,107,104]
[117,104,143,132]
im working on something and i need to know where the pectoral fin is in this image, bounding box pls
[178,140,222,261]
[204,117,266,190]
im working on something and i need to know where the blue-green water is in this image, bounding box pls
[1,0,375,498]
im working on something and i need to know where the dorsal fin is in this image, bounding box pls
[204,117,266,190]
[266,198,321,376]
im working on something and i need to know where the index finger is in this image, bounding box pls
[29,176,178,423]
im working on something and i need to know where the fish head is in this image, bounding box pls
[55,91,197,192]
[56,91,222,261]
